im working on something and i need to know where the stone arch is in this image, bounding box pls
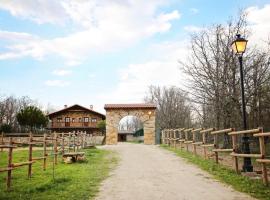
[104,104,156,144]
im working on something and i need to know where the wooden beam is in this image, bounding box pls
[254,132,270,137]
[200,128,215,134]
[212,149,233,152]
[228,128,262,135]
[230,153,262,158]
[211,128,233,135]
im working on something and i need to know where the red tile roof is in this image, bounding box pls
[104,103,156,110]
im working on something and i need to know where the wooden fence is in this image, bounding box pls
[162,127,270,186]
[0,131,97,190]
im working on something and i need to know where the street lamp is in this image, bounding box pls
[231,34,253,172]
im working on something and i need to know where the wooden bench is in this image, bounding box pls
[63,152,85,163]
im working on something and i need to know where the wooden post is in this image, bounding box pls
[73,133,76,152]
[54,132,58,165]
[6,137,13,190]
[259,135,268,185]
[232,135,239,173]
[28,132,33,178]
[61,133,65,161]
[1,132,4,152]
[202,133,207,159]
[179,130,183,150]
[43,133,47,171]
[214,134,218,163]
[193,131,196,155]
[83,132,86,148]
[68,133,71,152]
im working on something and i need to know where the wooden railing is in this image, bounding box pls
[162,127,270,186]
[0,131,93,190]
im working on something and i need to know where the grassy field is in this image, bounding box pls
[0,148,118,200]
[160,144,270,200]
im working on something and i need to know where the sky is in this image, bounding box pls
[0,0,270,114]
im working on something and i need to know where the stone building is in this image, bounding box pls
[47,104,105,134]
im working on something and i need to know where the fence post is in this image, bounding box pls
[43,133,47,170]
[28,132,33,178]
[6,137,13,190]
[232,135,239,173]
[213,134,218,163]
[1,132,4,152]
[61,133,65,161]
[54,132,58,165]
[258,133,268,185]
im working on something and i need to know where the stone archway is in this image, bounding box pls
[104,104,156,145]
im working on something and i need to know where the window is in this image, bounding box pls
[65,117,70,122]
[84,117,89,122]
[57,118,62,122]
[79,118,82,122]
[92,118,97,123]
[72,118,75,123]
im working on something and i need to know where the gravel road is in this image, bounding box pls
[95,143,256,200]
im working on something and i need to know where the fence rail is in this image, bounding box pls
[0,131,98,190]
[161,127,270,186]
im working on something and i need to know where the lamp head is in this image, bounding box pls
[231,34,248,55]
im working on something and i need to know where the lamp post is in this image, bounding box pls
[231,34,253,172]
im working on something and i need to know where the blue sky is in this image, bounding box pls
[0,0,269,113]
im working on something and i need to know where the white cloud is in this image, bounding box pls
[246,4,270,46]
[0,1,180,65]
[0,0,68,24]
[45,80,70,87]
[52,69,72,76]
[97,41,189,104]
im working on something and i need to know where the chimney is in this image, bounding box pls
[64,105,67,108]
[90,105,93,110]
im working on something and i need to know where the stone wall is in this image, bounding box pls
[105,108,156,145]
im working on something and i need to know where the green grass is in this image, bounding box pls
[0,148,118,200]
[160,144,270,200]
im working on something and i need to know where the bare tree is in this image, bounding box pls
[180,13,270,130]
[144,85,192,129]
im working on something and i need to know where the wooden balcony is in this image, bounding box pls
[48,122,97,129]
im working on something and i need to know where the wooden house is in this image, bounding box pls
[47,104,105,134]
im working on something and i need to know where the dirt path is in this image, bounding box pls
[96,143,256,200]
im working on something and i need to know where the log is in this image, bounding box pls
[228,128,262,135]
[211,128,233,135]
[0,167,14,173]
[230,153,262,158]
[192,128,203,132]
[0,145,16,148]
[184,141,193,144]
[178,139,185,142]
[12,161,35,168]
[201,144,214,147]
[212,149,233,152]
[192,142,203,145]
[32,157,47,161]
[254,132,270,137]
[12,141,43,145]
[200,128,214,134]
